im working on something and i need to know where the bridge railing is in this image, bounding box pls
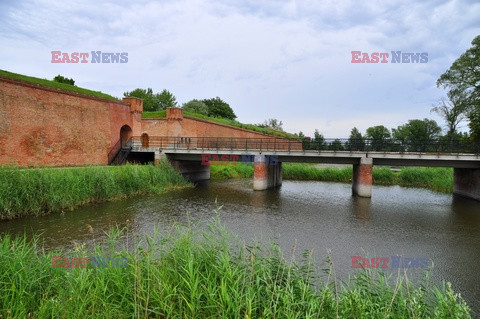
[129,136,303,151]
[301,138,480,154]
[128,136,480,154]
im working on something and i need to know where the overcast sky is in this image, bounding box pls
[1,0,479,137]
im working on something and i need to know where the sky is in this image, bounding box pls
[0,0,479,137]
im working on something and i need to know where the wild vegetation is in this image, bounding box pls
[0,69,118,100]
[304,35,480,148]
[0,219,471,318]
[123,88,178,111]
[53,74,75,85]
[210,163,453,193]
[437,35,480,142]
[0,161,189,220]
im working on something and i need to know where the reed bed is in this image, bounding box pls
[0,160,189,220]
[0,219,471,318]
[210,163,454,193]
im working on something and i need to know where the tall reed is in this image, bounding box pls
[210,163,454,193]
[0,160,189,220]
[0,218,472,318]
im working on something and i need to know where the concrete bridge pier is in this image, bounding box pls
[154,151,165,165]
[253,155,282,190]
[453,168,480,201]
[166,156,210,182]
[352,157,373,197]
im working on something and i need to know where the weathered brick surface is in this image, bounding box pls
[141,108,301,150]
[0,80,299,167]
[352,157,373,197]
[0,78,133,166]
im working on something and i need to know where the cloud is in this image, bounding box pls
[0,0,479,136]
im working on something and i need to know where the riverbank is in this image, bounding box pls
[0,160,190,220]
[210,163,453,193]
[0,219,471,318]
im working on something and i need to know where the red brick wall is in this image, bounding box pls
[142,109,289,139]
[0,79,299,167]
[141,109,301,150]
[0,78,134,166]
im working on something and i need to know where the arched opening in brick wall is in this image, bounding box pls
[141,133,149,148]
[120,125,132,147]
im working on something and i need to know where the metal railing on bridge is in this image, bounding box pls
[126,136,480,155]
[301,138,480,154]
[128,136,303,152]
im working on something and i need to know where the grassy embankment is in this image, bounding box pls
[0,69,296,139]
[142,110,298,139]
[0,219,472,318]
[0,69,118,101]
[211,163,454,193]
[0,160,190,221]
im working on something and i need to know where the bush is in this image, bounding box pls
[53,74,75,85]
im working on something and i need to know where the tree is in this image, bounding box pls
[468,107,480,142]
[157,89,177,109]
[124,88,160,111]
[329,139,344,151]
[257,119,284,131]
[437,35,480,141]
[313,129,326,149]
[392,119,441,152]
[123,88,177,111]
[365,125,391,151]
[431,90,469,144]
[53,75,75,85]
[182,99,208,115]
[202,97,237,120]
[346,127,365,151]
[313,129,323,141]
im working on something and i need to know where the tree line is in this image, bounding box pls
[122,88,237,120]
[54,35,478,144]
[298,35,480,151]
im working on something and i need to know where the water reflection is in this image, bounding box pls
[352,196,372,220]
[0,179,479,314]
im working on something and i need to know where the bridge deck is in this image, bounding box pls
[127,136,480,168]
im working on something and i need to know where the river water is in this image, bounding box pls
[1,179,479,314]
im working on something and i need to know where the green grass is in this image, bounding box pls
[283,163,353,182]
[0,69,119,101]
[210,163,454,193]
[0,160,190,220]
[142,110,299,139]
[210,163,255,179]
[396,167,453,193]
[0,218,472,318]
[142,110,167,118]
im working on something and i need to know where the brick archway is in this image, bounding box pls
[120,125,132,147]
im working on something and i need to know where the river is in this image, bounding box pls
[1,179,479,314]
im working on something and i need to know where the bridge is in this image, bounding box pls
[4,77,479,201]
[110,136,480,201]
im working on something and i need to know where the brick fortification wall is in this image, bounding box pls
[0,77,297,168]
[0,78,137,166]
[142,108,297,141]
